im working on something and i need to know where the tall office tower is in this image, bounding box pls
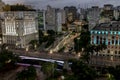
[56,9,66,32]
[45,5,57,31]
[64,6,77,23]
[87,6,101,30]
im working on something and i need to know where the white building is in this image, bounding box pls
[57,11,62,32]
[56,9,66,32]
[114,9,120,20]
[0,11,38,48]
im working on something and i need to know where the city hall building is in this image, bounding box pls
[0,11,38,48]
[91,21,120,56]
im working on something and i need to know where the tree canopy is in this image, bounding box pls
[3,4,35,11]
[16,66,37,80]
[0,50,20,71]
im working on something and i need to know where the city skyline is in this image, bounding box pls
[2,0,120,9]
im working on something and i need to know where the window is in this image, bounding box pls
[102,31,104,34]
[112,40,114,44]
[110,31,113,35]
[119,51,120,54]
[95,31,97,34]
[116,40,118,45]
[98,31,101,34]
[114,31,117,35]
[118,32,120,35]
[115,51,117,54]
[106,31,108,34]
[108,50,110,53]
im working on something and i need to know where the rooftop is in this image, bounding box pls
[92,21,120,31]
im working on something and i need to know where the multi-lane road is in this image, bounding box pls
[10,49,120,67]
[12,49,76,61]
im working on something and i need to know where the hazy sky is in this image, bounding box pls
[2,0,120,9]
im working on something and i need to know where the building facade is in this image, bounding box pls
[87,6,101,30]
[0,11,38,48]
[91,21,120,56]
[45,5,57,31]
[64,6,77,22]
[38,10,46,31]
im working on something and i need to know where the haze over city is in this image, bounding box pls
[2,0,120,9]
[1,0,120,80]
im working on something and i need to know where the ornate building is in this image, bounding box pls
[91,21,120,56]
[0,11,38,48]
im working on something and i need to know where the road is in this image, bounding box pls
[11,49,120,67]
[12,49,77,61]
[89,55,120,67]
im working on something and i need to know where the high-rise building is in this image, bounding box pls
[87,6,101,30]
[56,9,66,32]
[0,11,38,48]
[0,0,5,11]
[103,4,114,10]
[38,10,46,30]
[64,6,77,23]
[45,5,57,31]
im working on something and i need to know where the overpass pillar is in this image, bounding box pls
[63,61,70,70]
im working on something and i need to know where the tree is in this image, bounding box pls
[74,29,107,63]
[3,4,35,11]
[47,30,56,36]
[29,40,38,49]
[0,50,20,71]
[45,36,55,48]
[2,4,11,11]
[16,66,37,80]
[38,30,44,44]
[41,62,56,77]
[69,59,97,80]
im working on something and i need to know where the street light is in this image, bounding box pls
[77,37,80,54]
[34,44,37,50]
[50,49,53,54]
[61,75,65,80]
[78,52,81,58]
[26,46,29,53]
[5,46,8,50]
[49,49,55,79]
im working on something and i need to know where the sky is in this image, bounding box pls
[2,0,120,9]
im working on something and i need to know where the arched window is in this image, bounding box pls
[115,51,117,54]
[107,50,110,53]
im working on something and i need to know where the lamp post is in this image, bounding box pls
[25,46,29,55]
[110,51,114,66]
[16,43,18,49]
[61,75,65,80]
[49,49,55,79]
[5,46,8,50]
[77,37,80,58]
[34,44,37,50]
